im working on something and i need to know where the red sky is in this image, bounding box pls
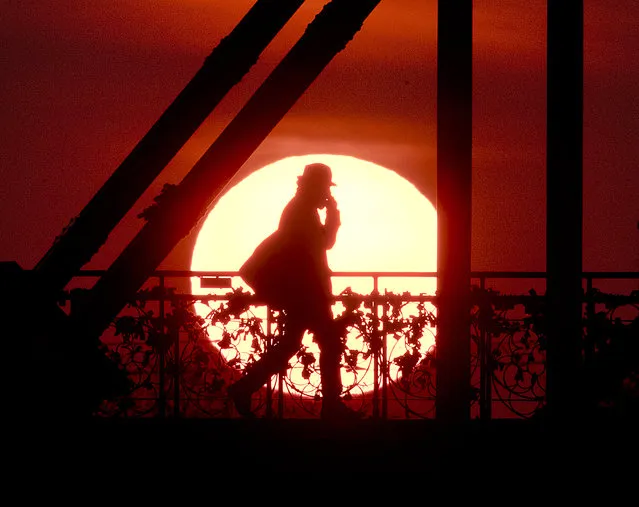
[1,0,638,277]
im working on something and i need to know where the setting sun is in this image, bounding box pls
[190,154,437,396]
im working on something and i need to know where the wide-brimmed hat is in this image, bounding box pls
[297,163,336,188]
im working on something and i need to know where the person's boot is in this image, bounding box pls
[320,399,364,420]
[227,351,287,418]
[227,381,256,418]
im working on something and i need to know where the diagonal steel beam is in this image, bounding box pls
[34,0,307,294]
[72,0,383,345]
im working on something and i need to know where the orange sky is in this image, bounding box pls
[1,0,637,275]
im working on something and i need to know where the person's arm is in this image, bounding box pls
[323,195,341,250]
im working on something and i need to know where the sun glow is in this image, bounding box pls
[190,154,437,396]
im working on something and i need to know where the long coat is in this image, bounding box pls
[239,192,340,314]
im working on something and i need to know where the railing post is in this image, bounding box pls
[264,305,274,419]
[278,355,284,419]
[382,298,389,420]
[478,276,487,420]
[158,274,166,418]
[372,275,380,419]
[173,288,180,419]
[584,275,595,392]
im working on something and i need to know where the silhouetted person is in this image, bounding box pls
[229,162,360,420]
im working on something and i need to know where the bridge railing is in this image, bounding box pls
[59,270,638,420]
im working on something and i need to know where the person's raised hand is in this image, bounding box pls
[326,195,338,212]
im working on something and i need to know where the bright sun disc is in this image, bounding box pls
[190,154,437,396]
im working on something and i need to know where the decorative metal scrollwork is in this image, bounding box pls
[92,277,638,420]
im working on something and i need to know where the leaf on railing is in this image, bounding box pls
[363,290,380,310]
[409,317,425,344]
[339,287,365,313]
[250,336,262,354]
[226,357,242,369]
[297,348,316,366]
[382,317,405,335]
[385,291,406,318]
[297,348,316,380]
[113,315,145,342]
[246,317,266,339]
[227,290,254,318]
[394,350,420,380]
[343,348,361,372]
[215,330,233,349]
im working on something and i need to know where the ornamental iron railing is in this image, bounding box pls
[58,271,638,420]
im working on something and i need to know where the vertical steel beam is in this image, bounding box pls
[546,0,584,418]
[436,1,473,423]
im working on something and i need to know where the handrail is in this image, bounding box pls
[64,270,639,279]
[52,269,637,420]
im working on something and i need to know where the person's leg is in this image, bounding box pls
[314,317,343,404]
[228,315,305,417]
[312,306,364,420]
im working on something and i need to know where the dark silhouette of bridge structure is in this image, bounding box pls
[2,0,637,483]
